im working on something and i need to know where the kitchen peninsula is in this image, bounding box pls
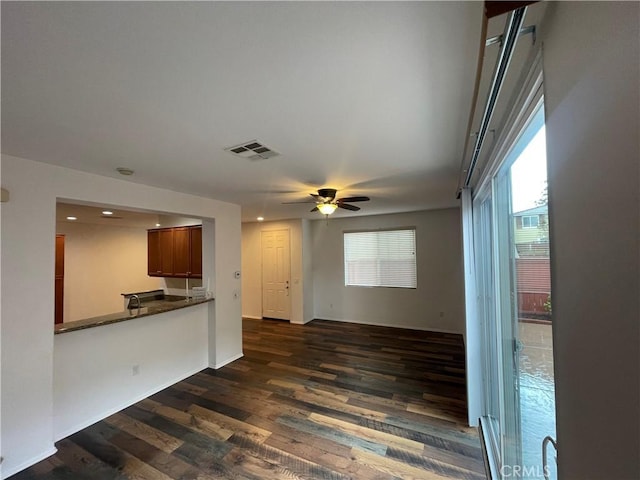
[55,290,214,334]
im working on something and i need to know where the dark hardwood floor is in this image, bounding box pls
[13,318,485,479]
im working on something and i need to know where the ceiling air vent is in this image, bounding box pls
[225,140,280,160]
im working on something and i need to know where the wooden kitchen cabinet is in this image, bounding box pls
[147,225,202,278]
[190,226,202,278]
[147,229,162,275]
[55,234,65,324]
[159,228,175,275]
[172,227,190,277]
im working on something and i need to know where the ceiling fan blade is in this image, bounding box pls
[310,206,319,212]
[337,196,370,203]
[282,200,316,204]
[338,203,360,211]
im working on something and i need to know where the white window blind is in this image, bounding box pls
[344,229,417,288]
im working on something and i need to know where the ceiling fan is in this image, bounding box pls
[283,188,370,215]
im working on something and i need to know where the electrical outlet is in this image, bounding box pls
[132,365,140,376]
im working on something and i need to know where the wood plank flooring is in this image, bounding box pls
[13,318,485,479]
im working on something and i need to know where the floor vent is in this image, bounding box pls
[225,140,280,160]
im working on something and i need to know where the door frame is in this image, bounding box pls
[470,52,547,477]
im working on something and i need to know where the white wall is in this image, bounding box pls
[241,222,263,319]
[54,304,208,439]
[209,215,243,368]
[301,219,314,323]
[241,219,310,324]
[541,2,639,478]
[157,214,200,228]
[56,221,163,322]
[312,208,465,333]
[0,154,242,478]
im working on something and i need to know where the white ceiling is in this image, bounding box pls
[2,1,484,222]
[56,202,201,229]
[56,203,161,229]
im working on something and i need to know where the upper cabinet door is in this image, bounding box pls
[55,234,65,324]
[173,227,191,277]
[148,230,162,276]
[55,234,65,278]
[159,229,175,276]
[190,226,203,278]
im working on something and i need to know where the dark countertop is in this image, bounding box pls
[55,297,215,335]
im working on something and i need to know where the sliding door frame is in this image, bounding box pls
[465,49,546,479]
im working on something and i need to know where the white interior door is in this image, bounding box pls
[262,229,291,320]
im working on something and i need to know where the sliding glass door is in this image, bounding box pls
[475,173,523,475]
[475,104,556,479]
[494,166,523,471]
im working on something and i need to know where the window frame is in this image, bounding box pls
[521,215,539,228]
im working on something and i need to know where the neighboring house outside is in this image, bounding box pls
[514,204,549,253]
[513,204,551,319]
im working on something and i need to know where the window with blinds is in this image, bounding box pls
[344,229,417,288]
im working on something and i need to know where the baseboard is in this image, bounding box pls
[213,352,243,369]
[2,446,57,480]
[243,316,314,325]
[315,316,462,335]
[290,317,313,325]
[53,364,207,442]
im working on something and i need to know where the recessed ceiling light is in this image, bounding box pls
[257,217,264,222]
[66,216,77,221]
[116,167,135,176]
[102,210,113,215]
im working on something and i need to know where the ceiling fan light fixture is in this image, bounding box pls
[318,203,337,215]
